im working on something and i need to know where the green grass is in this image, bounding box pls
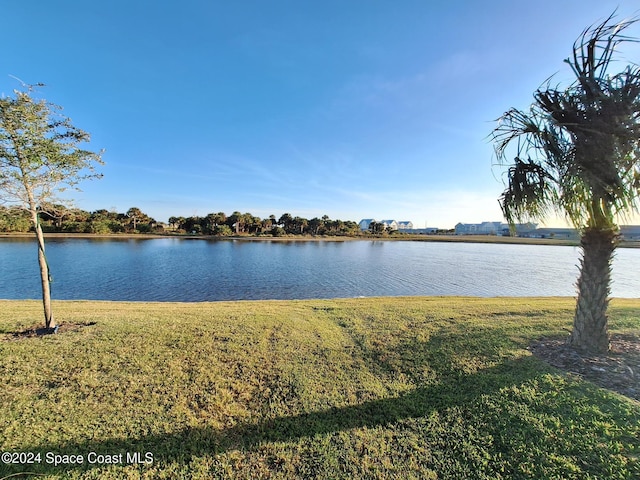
[0,297,638,479]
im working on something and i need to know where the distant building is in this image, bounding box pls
[525,227,578,239]
[454,222,640,241]
[621,225,640,240]
[455,221,503,235]
[359,218,414,232]
[394,227,439,234]
[379,219,398,231]
[455,222,538,236]
[529,225,640,240]
[397,221,414,230]
[359,219,376,231]
[501,222,539,237]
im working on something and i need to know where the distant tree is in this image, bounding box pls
[369,221,384,234]
[245,214,262,234]
[227,211,244,234]
[182,216,201,234]
[213,212,227,228]
[168,216,181,230]
[38,203,72,229]
[126,207,145,231]
[0,205,30,232]
[292,216,308,234]
[309,217,324,235]
[227,212,253,234]
[0,85,103,329]
[86,219,113,234]
[324,218,338,233]
[136,216,156,233]
[491,14,640,353]
[271,226,286,237]
[92,208,110,218]
[278,213,294,234]
[46,204,91,233]
[262,216,274,232]
[173,216,187,231]
[213,224,233,236]
[343,220,361,236]
[201,213,217,235]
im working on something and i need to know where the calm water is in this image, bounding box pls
[0,238,638,301]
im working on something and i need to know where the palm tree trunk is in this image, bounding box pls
[570,227,617,353]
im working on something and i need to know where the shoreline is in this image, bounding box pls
[4,296,640,305]
[1,231,639,247]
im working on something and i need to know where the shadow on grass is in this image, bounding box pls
[2,356,546,476]
[2,322,96,340]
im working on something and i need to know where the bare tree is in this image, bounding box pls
[0,85,103,329]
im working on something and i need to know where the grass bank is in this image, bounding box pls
[1,297,638,479]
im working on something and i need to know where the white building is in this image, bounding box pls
[359,218,411,231]
[455,221,503,235]
[379,220,398,231]
[359,219,376,231]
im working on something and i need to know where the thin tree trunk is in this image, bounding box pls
[570,227,616,353]
[32,212,55,329]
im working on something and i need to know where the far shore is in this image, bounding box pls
[3,231,640,247]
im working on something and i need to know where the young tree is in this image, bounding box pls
[491,14,640,353]
[0,85,103,329]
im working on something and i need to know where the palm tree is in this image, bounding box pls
[491,14,640,353]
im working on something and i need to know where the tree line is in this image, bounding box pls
[0,204,367,236]
[169,211,363,236]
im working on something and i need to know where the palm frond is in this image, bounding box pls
[492,12,640,231]
[499,157,554,225]
[568,12,639,89]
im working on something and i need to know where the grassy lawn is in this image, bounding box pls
[0,297,638,479]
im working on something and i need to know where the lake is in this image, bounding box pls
[0,237,638,301]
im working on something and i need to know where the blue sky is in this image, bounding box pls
[2,1,640,228]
